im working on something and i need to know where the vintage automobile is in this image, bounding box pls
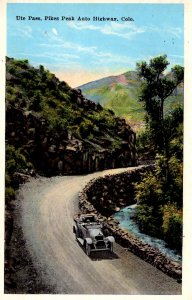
[73,214,115,256]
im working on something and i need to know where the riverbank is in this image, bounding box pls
[78,167,182,281]
[114,205,182,263]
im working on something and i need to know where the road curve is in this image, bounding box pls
[17,167,181,294]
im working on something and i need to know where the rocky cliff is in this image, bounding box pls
[6,57,137,176]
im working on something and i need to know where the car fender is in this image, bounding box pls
[84,237,92,245]
[106,236,115,243]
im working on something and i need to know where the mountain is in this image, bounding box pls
[79,71,184,132]
[6,57,137,180]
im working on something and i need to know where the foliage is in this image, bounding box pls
[6,57,130,151]
[162,203,182,251]
[6,144,33,175]
[136,55,184,154]
[135,170,163,206]
[165,155,183,207]
[5,187,15,203]
[5,144,34,195]
[134,56,183,253]
[135,154,183,250]
[136,128,155,158]
[136,204,163,237]
[6,57,137,205]
[79,119,94,138]
[164,105,183,159]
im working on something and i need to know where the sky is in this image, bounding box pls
[7,3,184,87]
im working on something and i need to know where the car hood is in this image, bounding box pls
[88,228,103,238]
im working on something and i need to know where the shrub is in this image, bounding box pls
[79,119,94,138]
[162,202,182,251]
[136,204,163,237]
[134,171,163,206]
[6,145,33,174]
[5,187,15,203]
[134,154,183,246]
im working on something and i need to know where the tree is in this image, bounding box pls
[137,55,184,156]
[135,154,183,243]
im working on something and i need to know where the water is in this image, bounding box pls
[114,204,182,264]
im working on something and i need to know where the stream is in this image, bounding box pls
[114,204,182,264]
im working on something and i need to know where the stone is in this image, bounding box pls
[77,165,181,281]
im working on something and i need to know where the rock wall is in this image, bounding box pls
[6,104,137,176]
[78,167,182,281]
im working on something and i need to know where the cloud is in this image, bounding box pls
[40,31,97,56]
[67,21,183,40]
[68,21,145,39]
[10,25,33,39]
[13,51,79,67]
[93,52,139,69]
[40,41,97,55]
[101,22,145,39]
[52,28,58,36]
[169,54,184,59]
[22,26,33,38]
[164,26,182,39]
[39,34,140,70]
[67,22,99,31]
[147,25,183,39]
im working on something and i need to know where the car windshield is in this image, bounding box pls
[82,216,96,223]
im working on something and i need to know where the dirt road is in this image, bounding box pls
[17,167,181,294]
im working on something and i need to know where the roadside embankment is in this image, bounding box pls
[78,166,182,281]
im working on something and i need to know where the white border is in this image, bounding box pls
[1,0,191,299]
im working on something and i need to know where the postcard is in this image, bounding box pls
[1,0,191,298]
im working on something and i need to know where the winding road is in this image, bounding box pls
[17,167,181,294]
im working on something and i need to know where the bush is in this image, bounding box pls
[6,145,33,174]
[165,215,182,251]
[29,91,43,112]
[5,187,15,203]
[136,204,163,237]
[79,119,94,138]
[163,156,183,206]
[136,129,155,158]
[134,170,163,206]
[162,203,182,251]
[134,154,183,247]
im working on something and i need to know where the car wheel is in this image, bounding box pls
[73,225,76,234]
[76,229,80,238]
[85,242,91,256]
[109,242,113,253]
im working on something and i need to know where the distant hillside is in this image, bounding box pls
[79,71,184,132]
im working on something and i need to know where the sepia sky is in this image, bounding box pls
[7,3,184,87]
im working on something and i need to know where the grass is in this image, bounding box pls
[83,79,183,133]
